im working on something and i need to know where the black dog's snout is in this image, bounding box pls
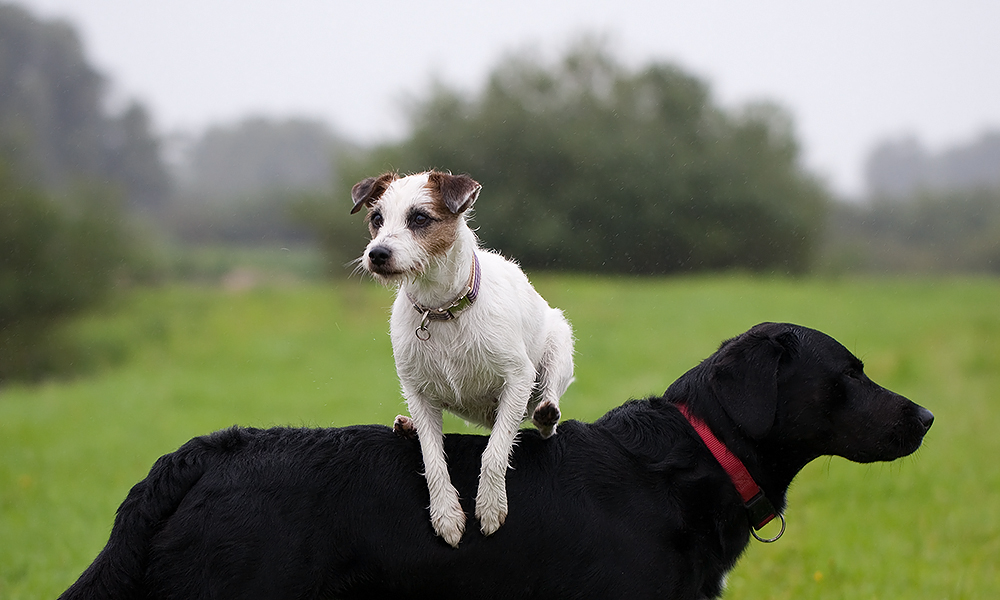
[917,406,934,432]
[368,246,392,267]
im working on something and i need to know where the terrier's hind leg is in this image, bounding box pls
[393,414,418,439]
[531,312,574,439]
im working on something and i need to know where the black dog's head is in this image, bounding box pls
[701,322,934,464]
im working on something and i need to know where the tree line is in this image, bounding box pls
[821,132,1000,274]
[319,41,830,275]
[1,4,149,381]
[3,4,998,380]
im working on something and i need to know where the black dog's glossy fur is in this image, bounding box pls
[60,323,933,600]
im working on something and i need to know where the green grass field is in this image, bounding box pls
[2,275,998,598]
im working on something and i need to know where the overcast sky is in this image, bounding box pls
[16,0,1000,198]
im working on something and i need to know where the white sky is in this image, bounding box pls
[15,0,1000,198]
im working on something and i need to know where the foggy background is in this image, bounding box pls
[14,0,1000,198]
[3,0,1000,376]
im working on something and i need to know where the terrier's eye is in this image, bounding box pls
[409,212,431,228]
[370,212,384,229]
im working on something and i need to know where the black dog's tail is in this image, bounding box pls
[58,428,245,599]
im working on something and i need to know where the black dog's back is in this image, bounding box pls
[144,426,431,599]
[59,428,234,600]
[62,410,717,600]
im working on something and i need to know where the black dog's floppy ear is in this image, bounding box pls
[350,172,397,214]
[427,171,481,214]
[709,323,798,439]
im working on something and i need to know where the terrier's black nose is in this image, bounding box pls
[368,246,392,267]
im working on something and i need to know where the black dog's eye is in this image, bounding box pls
[843,366,863,381]
[370,212,384,229]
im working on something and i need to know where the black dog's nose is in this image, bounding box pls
[368,246,392,267]
[917,406,934,432]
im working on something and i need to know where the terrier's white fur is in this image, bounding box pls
[351,171,574,547]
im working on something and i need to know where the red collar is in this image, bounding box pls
[677,404,782,538]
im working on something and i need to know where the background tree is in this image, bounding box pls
[0,161,134,382]
[326,41,830,275]
[820,130,1000,274]
[864,131,1000,200]
[176,117,339,201]
[822,189,1000,274]
[0,4,153,381]
[0,3,169,210]
[165,117,346,246]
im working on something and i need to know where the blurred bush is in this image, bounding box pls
[304,40,831,275]
[821,188,1000,274]
[819,130,1000,275]
[0,161,136,382]
[160,117,350,251]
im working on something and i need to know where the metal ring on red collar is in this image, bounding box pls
[750,513,786,543]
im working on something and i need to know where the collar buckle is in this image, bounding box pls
[746,491,778,531]
[677,403,785,543]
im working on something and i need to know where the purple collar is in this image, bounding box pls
[408,253,481,340]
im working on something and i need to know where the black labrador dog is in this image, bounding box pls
[60,323,933,600]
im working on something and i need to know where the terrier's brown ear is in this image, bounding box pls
[350,172,398,214]
[426,171,481,214]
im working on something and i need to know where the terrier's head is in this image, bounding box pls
[350,171,481,283]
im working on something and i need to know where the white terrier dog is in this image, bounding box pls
[351,170,574,547]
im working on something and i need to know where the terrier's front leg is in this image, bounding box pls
[475,364,534,536]
[409,399,465,547]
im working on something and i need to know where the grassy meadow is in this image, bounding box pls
[1,274,998,598]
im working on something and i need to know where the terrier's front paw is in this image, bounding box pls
[392,414,418,439]
[430,490,466,548]
[475,485,508,537]
[532,400,560,439]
